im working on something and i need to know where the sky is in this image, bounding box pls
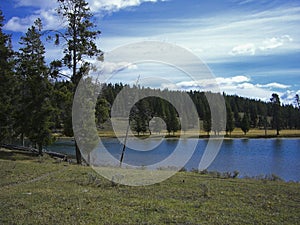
[1,0,300,104]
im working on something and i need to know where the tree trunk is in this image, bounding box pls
[75,141,81,164]
[21,133,25,146]
[87,153,90,166]
[264,123,267,136]
[38,144,43,156]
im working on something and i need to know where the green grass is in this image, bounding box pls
[0,148,299,224]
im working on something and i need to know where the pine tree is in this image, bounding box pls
[16,19,55,154]
[55,0,102,164]
[295,94,300,110]
[95,98,110,126]
[241,113,250,135]
[270,93,281,136]
[226,103,235,136]
[166,106,180,136]
[0,10,16,143]
[203,110,211,136]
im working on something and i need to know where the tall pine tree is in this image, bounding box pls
[55,0,102,163]
[270,93,282,136]
[0,10,16,143]
[16,19,54,154]
[241,113,250,135]
[225,103,235,136]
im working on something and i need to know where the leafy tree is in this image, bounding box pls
[240,113,250,135]
[55,0,102,163]
[270,93,282,135]
[0,10,16,143]
[15,19,55,154]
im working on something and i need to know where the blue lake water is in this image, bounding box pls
[46,138,300,181]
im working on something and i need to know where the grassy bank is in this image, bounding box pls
[0,148,299,224]
[96,129,300,139]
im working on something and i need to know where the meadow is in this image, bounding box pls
[0,148,299,224]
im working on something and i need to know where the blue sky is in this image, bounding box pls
[1,0,300,104]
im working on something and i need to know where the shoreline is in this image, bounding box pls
[56,133,300,140]
[1,147,299,183]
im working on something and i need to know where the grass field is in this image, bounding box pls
[98,128,300,139]
[96,118,300,139]
[0,148,299,224]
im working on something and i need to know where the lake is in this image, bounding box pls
[45,138,300,182]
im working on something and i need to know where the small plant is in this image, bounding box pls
[209,171,221,178]
[199,183,209,198]
[179,167,187,172]
[111,173,124,187]
[191,168,200,173]
[265,174,283,181]
[232,170,239,178]
[199,169,208,175]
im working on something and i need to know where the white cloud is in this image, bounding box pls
[13,0,165,12]
[160,75,251,93]
[216,75,250,84]
[159,75,296,103]
[230,43,256,55]
[13,0,55,8]
[281,90,300,105]
[229,35,294,56]
[88,0,166,14]
[5,0,166,32]
[4,16,37,32]
[93,61,138,75]
[4,8,62,32]
[260,35,293,51]
[256,82,291,89]
[107,5,298,63]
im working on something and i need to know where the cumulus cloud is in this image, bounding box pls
[4,16,37,32]
[281,90,300,106]
[13,0,165,13]
[256,82,291,89]
[161,75,251,93]
[216,75,250,84]
[4,8,62,32]
[229,43,256,56]
[160,75,295,103]
[229,35,294,56]
[88,0,166,14]
[259,35,293,51]
[5,0,165,32]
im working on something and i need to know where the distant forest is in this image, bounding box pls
[93,83,300,136]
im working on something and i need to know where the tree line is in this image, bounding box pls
[97,83,300,136]
[1,1,300,163]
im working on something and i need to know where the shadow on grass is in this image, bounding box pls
[0,149,38,161]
